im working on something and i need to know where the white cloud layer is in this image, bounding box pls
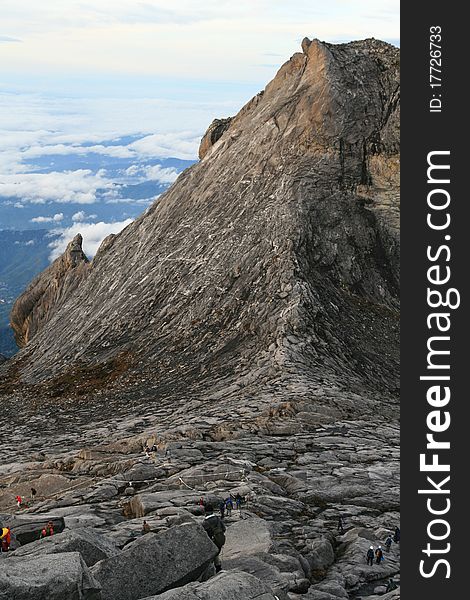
[0,169,115,204]
[72,210,97,222]
[31,212,63,223]
[125,163,179,184]
[49,219,133,260]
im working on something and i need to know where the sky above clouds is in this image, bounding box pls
[0,0,399,259]
[1,1,399,82]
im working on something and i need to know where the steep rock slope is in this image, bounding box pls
[1,38,399,417]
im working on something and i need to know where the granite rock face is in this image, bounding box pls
[0,552,102,600]
[90,522,218,600]
[0,37,400,600]
[10,234,89,349]
[10,527,119,566]
[151,570,280,600]
[2,38,399,420]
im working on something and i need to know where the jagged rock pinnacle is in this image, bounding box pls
[10,232,90,348]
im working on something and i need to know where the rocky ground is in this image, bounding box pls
[0,392,399,599]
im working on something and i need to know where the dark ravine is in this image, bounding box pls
[0,38,400,600]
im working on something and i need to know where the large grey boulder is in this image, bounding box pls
[0,552,101,599]
[11,527,119,566]
[306,537,335,571]
[91,522,218,600]
[223,517,274,558]
[143,570,278,600]
[222,556,290,598]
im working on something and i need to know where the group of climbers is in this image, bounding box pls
[366,545,384,565]
[144,443,158,458]
[366,527,400,566]
[40,521,55,538]
[219,493,244,518]
[0,519,54,553]
[14,488,38,510]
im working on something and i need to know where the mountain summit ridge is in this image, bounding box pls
[2,37,399,420]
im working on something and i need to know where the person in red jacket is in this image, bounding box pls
[39,521,54,539]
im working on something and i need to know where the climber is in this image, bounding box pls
[31,487,37,503]
[385,534,393,552]
[219,500,226,519]
[375,546,384,564]
[366,546,375,566]
[40,521,54,539]
[225,496,233,517]
[15,495,22,508]
[142,520,151,534]
[202,503,226,573]
[393,526,400,544]
[235,493,243,511]
[386,578,398,592]
[0,527,11,552]
[337,515,345,534]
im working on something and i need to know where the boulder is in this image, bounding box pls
[306,537,335,571]
[91,522,218,600]
[198,117,233,159]
[11,527,119,566]
[223,517,274,558]
[222,556,290,598]
[0,552,101,599]
[144,570,279,599]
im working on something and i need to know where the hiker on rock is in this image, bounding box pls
[15,495,22,508]
[40,521,54,539]
[386,578,398,592]
[219,500,225,519]
[202,503,226,573]
[225,496,233,517]
[337,515,345,534]
[385,534,393,552]
[31,487,37,503]
[235,493,242,511]
[142,520,151,534]
[375,546,383,564]
[366,546,374,566]
[0,527,11,552]
[393,526,400,544]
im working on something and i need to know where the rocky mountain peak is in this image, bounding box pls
[10,232,90,349]
[3,38,399,421]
